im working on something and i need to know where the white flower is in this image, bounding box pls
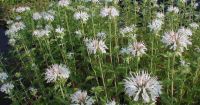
[148,19,163,33]
[180,60,190,67]
[58,0,70,7]
[84,0,99,3]
[177,27,192,36]
[156,12,164,19]
[6,21,26,36]
[127,42,147,57]
[33,29,50,37]
[106,100,116,105]
[41,12,54,21]
[0,72,8,82]
[167,6,179,13]
[97,32,106,39]
[100,6,119,18]
[71,90,95,105]
[194,3,199,9]
[55,26,65,34]
[9,38,16,46]
[189,22,199,29]
[120,47,130,55]
[74,11,89,22]
[120,24,136,37]
[6,20,13,25]
[45,64,70,83]
[161,31,192,52]
[11,22,26,32]
[0,83,14,94]
[75,30,83,38]
[124,71,162,103]
[29,87,38,95]
[15,16,22,20]
[14,6,30,13]
[91,0,99,3]
[85,38,108,54]
[33,12,42,20]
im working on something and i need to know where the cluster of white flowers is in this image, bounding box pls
[177,27,192,36]
[83,0,99,3]
[156,12,165,19]
[6,21,26,35]
[0,72,8,82]
[74,11,90,22]
[148,19,163,33]
[127,42,147,57]
[71,90,95,105]
[45,64,70,83]
[33,11,54,21]
[120,47,129,55]
[189,22,199,29]
[161,29,192,52]
[14,6,30,13]
[84,38,108,54]
[55,26,65,34]
[124,71,162,103]
[33,29,51,37]
[106,100,116,105]
[96,32,106,39]
[0,83,14,94]
[5,21,26,46]
[148,12,165,33]
[32,12,42,20]
[58,0,70,7]
[120,24,136,36]
[100,6,119,18]
[167,6,179,13]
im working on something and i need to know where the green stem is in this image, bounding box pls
[171,53,176,104]
[98,55,108,99]
[59,83,65,99]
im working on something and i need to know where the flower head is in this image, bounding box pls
[6,21,26,35]
[0,83,14,94]
[84,38,108,54]
[156,12,164,19]
[96,32,106,39]
[33,29,50,37]
[71,90,95,105]
[33,12,42,20]
[124,71,162,103]
[14,6,30,13]
[127,42,147,57]
[41,12,54,21]
[74,11,89,22]
[167,6,179,13]
[55,26,65,34]
[177,27,192,36]
[58,0,70,7]
[189,22,199,29]
[148,19,163,33]
[0,72,8,82]
[100,6,119,18]
[161,30,192,52]
[45,64,70,83]
[106,100,116,105]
